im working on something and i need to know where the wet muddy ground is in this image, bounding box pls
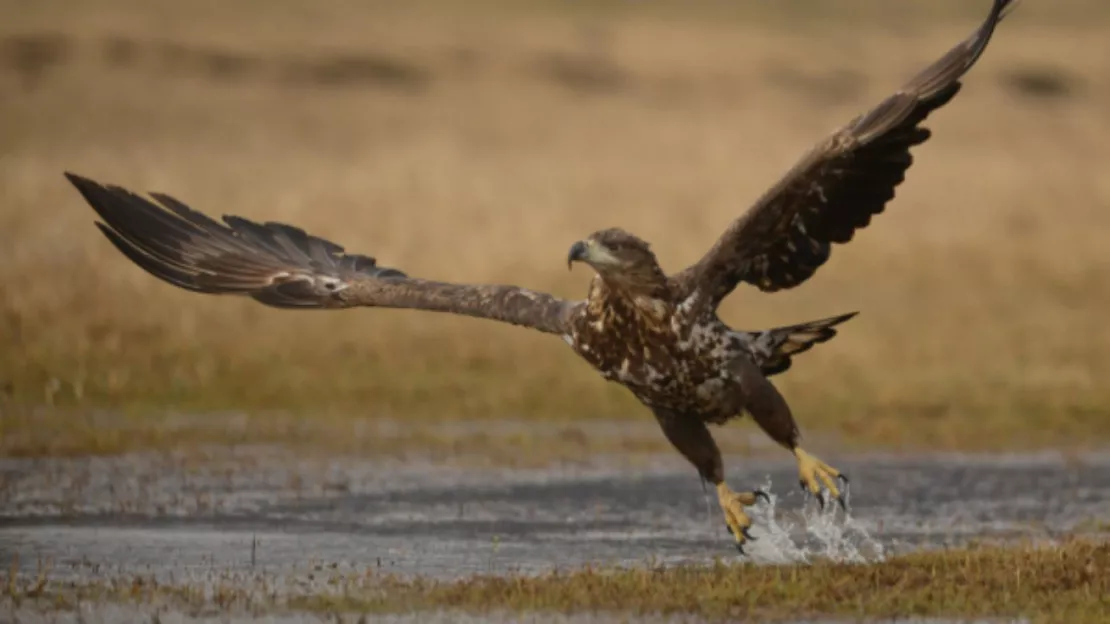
[2,445,1108,622]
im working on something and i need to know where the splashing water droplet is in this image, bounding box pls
[737,476,885,565]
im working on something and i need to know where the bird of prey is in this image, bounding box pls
[65,0,1015,553]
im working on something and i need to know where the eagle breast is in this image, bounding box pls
[565,286,749,416]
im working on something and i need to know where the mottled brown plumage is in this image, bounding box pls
[64,0,1015,555]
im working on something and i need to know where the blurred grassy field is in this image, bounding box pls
[3,0,1110,455]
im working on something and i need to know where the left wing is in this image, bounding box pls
[65,172,581,335]
[671,0,1017,311]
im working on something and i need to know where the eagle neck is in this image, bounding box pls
[587,276,672,324]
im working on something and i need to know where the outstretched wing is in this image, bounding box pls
[673,0,1017,310]
[66,172,580,335]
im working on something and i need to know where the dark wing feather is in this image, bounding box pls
[67,172,579,334]
[673,0,1017,310]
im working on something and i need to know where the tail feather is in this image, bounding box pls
[744,312,858,377]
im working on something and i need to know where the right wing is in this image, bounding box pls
[671,0,1017,311]
[66,172,581,336]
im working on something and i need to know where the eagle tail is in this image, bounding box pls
[745,311,858,377]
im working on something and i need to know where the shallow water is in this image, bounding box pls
[3,448,1107,575]
[1,447,1105,621]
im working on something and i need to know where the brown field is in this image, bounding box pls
[3,0,1110,455]
[7,538,1109,622]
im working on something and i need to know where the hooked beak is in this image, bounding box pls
[567,240,588,270]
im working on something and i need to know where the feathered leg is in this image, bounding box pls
[651,407,769,554]
[732,357,849,510]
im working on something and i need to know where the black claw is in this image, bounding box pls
[735,542,746,556]
[799,480,807,492]
[816,492,826,511]
[741,527,757,542]
[726,524,733,536]
[754,489,771,504]
[838,473,850,486]
[836,495,848,512]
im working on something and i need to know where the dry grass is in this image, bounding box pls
[7,538,1109,622]
[3,0,1110,454]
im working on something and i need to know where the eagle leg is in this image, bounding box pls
[650,407,770,553]
[731,357,851,511]
[795,448,850,511]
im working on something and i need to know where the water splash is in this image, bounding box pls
[743,476,886,565]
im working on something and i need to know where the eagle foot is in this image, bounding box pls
[794,447,849,511]
[717,484,769,554]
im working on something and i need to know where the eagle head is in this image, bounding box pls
[568,228,668,297]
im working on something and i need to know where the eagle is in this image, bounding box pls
[64,0,1015,554]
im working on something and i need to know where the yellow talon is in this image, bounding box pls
[716,483,769,554]
[794,447,849,509]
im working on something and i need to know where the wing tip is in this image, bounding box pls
[998,0,1021,21]
[63,170,90,185]
[965,0,1019,69]
[63,170,106,202]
